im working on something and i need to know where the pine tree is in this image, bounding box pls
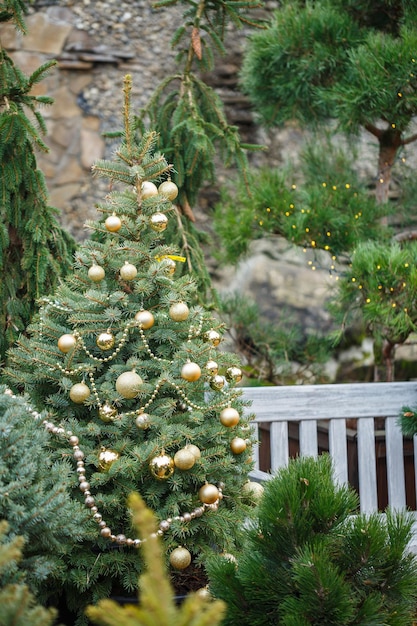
[207,455,417,626]
[0,0,76,363]
[0,521,56,626]
[0,385,88,604]
[4,75,254,624]
[240,0,417,207]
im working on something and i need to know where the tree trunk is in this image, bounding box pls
[375,128,403,205]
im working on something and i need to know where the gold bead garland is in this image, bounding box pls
[2,378,231,549]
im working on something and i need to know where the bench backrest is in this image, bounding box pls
[242,382,417,514]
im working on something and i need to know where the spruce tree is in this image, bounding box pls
[135,0,265,298]
[0,385,88,604]
[0,0,76,362]
[4,75,254,624]
[207,455,417,626]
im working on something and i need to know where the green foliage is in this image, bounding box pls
[4,77,254,624]
[0,1,76,362]
[87,493,226,626]
[214,138,390,265]
[333,240,417,348]
[207,455,417,626]
[0,385,88,602]
[218,293,333,385]
[0,521,56,626]
[240,0,417,133]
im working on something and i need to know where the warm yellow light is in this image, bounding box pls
[326,231,331,236]
[305,227,310,233]
[366,298,371,303]
[266,207,271,212]
[345,184,350,189]
[259,220,263,226]
[311,240,316,247]
[352,277,356,282]
[392,302,397,308]
[322,182,327,187]
[332,185,337,190]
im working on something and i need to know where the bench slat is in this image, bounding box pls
[270,421,288,471]
[329,419,348,485]
[385,417,406,509]
[357,417,378,512]
[299,420,318,457]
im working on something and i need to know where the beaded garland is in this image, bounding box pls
[3,387,224,548]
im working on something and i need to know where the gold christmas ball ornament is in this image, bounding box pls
[242,480,265,502]
[149,452,175,480]
[169,546,191,570]
[199,483,220,504]
[141,181,158,199]
[149,212,168,232]
[203,329,221,346]
[185,444,201,460]
[135,309,155,329]
[158,180,179,201]
[195,587,211,600]
[119,261,138,281]
[57,333,77,353]
[209,375,225,391]
[115,371,143,399]
[163,258,176,275]
[174,448,196,470]
[169,302,189,321]
[225,366,243,383]
[230,437,247,454]
[96,332,115,351]
[88,264,106,282]
[205,360,219,376]
[135,412,151,429]
[98,448,120,472]
[69,382,91,404]
[181,362,201,382]
[219,407,240,427]
[98,402,118,423]
[105,214,122,232]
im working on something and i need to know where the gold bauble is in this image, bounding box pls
[219,407,240,427]
[169,546,191,570]
[163,258,176,275]
[115,371,143,399]
[169,302,189,321]
[98,448,120,472]
[141,181,158,199]
[149,212,168,232]
[230,437,247,454]
[105,214,122,232]
[88,264,105,282]
[119,261,138,281]
[225,366,243,383]
[209,375,225,391]
[99,402,118,423]
[242,480,264,502]
[185,444,201,460]
[69,382,90,404]
[174,448,196,470]
[195,587,211,600]
[205,360,219,376]
[149,452,175,480]
[135,310,155,329]
[181,362,201,382]
[135,412,150,429]
[57,333,77,354]
[96,332,115,351]
[158,180,179,201]
[199,483,219,504]
[203,330,221,346]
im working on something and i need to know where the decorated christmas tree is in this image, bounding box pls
[4,75,255,623]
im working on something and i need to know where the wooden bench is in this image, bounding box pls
[242,382,417,517]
